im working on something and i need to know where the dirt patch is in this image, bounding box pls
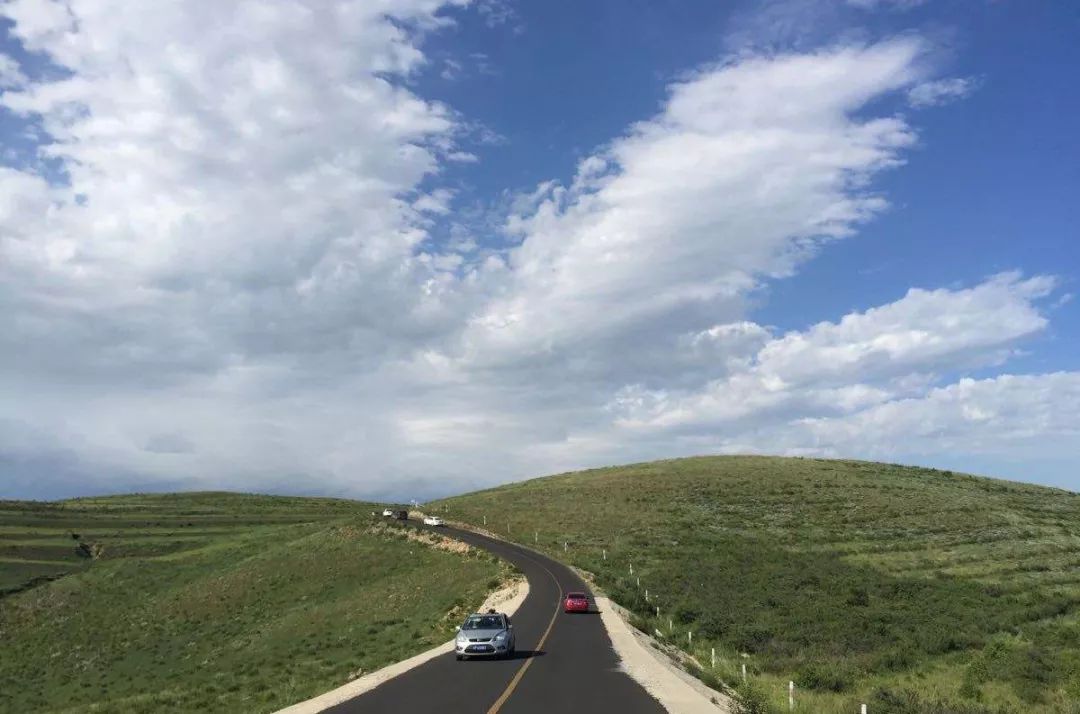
[352,521,474,556]
[401,528,472,555]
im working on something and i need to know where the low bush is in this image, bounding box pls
[732,679,777,714]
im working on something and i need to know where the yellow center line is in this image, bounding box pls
[486,550,564,714]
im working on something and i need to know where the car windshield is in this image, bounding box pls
[462,615,503,630]
[567,592,587,599]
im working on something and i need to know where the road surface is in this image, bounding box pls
[324,520,666,714]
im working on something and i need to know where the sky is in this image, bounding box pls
[0,0,1077,501]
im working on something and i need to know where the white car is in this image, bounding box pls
[382,508,394,517]
[423,516,445,526]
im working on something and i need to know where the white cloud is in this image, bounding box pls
[0,6,1074,501]
[847,0,928,10]
[609,273,1060,432]
[458,40,923,375]
[791,373,1080,458]
[0,54,27,88]
[907,77,976,108]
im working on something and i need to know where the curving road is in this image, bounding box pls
[325,520,665,714]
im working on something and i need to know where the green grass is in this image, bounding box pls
[432,455,1080,713]
[0,493,504,713]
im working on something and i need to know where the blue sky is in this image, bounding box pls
[419,0,1080,339]
[0,0,1077,500]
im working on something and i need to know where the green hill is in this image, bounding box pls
[433,455,1080,713]
[0,493,505,713]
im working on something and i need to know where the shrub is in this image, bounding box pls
[871,687,1001,714]
[795,661,855,692]
[732,679,776,714]
[875,644,917,672]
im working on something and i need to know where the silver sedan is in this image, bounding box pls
[455,612,515,660]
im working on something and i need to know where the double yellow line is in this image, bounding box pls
[485,549,564,714]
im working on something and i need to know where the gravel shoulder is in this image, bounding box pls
[595,594,734,713]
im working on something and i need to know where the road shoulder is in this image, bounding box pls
[274,577,528,714]
[595,594,734,714]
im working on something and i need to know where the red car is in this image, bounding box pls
[564,591,591,613]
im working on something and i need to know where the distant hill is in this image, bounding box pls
[0,492,504,713]
[434,455,1080,713]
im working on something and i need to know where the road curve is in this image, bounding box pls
[324,520,666,714]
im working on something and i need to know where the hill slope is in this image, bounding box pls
[0,493,505,713]
[433,456,1080,713]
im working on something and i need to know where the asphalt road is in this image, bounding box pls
[325,520,666,714]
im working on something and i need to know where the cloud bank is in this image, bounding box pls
[0,1,1074,499]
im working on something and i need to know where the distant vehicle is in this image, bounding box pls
[394,510,408,520]
[381,508,394,517]
[423,516,445,526]
[564,592,591,613]
[455,612,515,660]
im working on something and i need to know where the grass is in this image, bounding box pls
[0,492,505,713]
[432,455,1080,713]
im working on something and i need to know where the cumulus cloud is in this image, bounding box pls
[458,40,923,376]
[907,77,976,107]
[609,273,1060,432]
[791,373,1080,458]
[0,3,1072,500]
[0,54,27,88]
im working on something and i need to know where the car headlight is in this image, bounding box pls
[456,632,467,642]
[494,631,507,642]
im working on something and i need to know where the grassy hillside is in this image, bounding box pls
[433,456,1080,713]
[0,493,505,713]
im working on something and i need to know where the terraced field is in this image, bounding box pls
[0,493,355,596]
[433,456,1080,713]
[0,493,505,713]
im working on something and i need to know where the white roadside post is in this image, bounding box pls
[645,588,649,601]
[483,515,486,526]
[688,631,692,647]
[534,531,538,544]
[711,647,715,668]
[669,618,673,633]
[636,577,640,588]
[564,541,568,552]
[602,549,607,561]
[629,562,634,576]
[789,681,795,711]
[741,663,747,681]
[656,605,660,617]
[861,706,867,714]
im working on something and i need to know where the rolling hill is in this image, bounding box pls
[432,455,1080,713]
[0,493,505,713]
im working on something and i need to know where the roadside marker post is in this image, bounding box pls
[741,663,747,681]
[645,588,649,601]
[534,531,538,544]
[789,681,795,710]
[602,549,607,561]
[688,631,692,646]
[483,515,486,526]
[636,577,640,588]
[564,541,568,551]
[711,648,715,668]
[629,563,633,576]
[861,706,867,714]
[669,618,673,633]
[656,605,660,617]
